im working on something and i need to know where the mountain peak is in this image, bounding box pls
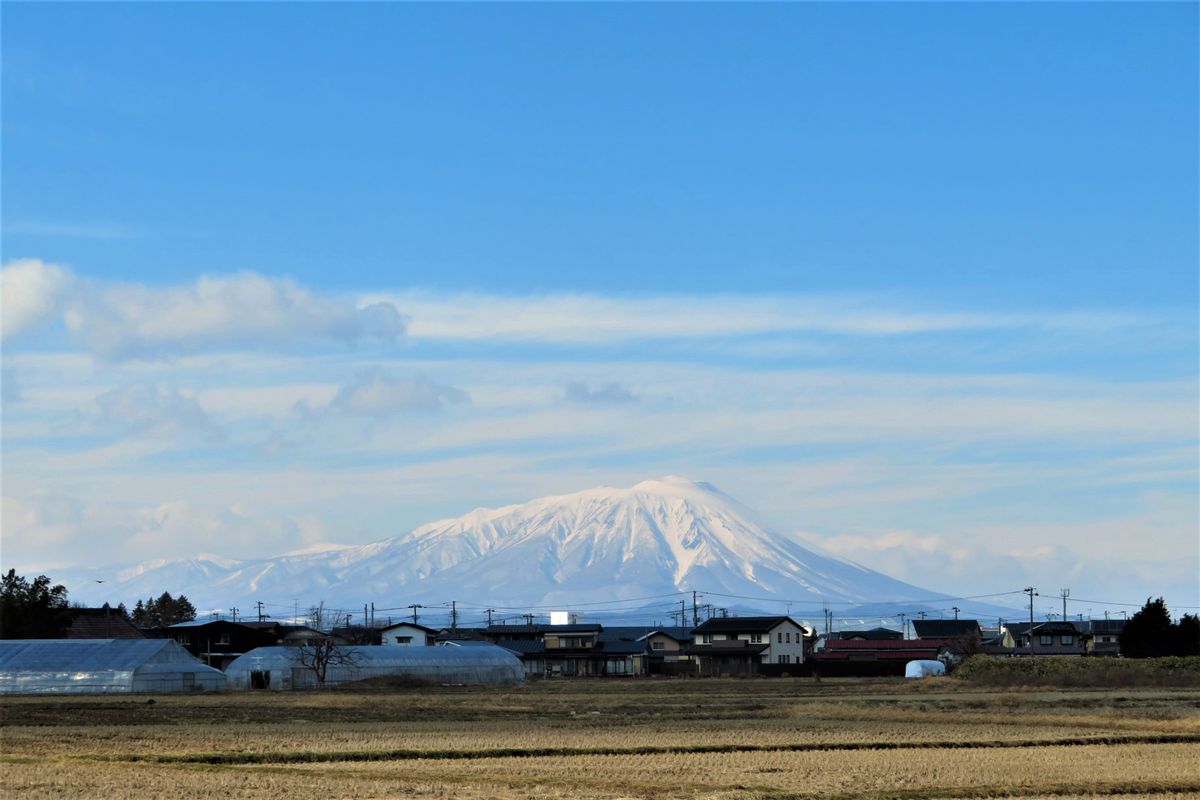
[631,475,713,493]
[69,478,941,615]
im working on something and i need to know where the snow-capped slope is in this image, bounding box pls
[65,477,944,614]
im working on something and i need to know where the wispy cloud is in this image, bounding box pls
[329,370,469,417]
[3,220,141,240]
[564,381,638,405]
[369,290,1141,345]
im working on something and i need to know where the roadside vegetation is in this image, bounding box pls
[954,655,1200,688]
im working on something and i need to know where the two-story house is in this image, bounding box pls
[1000,620,1086,655]
[379,622,438,647]
[687,616,812,676]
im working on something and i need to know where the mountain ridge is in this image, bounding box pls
[61,477,961,620]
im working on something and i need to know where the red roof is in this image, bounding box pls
[815,638,949,662]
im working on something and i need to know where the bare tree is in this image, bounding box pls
[307,601,342,633]
[295,637,360,687]
[289,601,362,687]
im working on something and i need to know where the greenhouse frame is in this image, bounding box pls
[0,639,228,695]
[224,643,525,690]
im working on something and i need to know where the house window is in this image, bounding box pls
[1040,634,1053,645]
[786,632,791,643]
[1060,635,1074,645]
[177,635,190,645]
[651,641,665,650]
[218,634,231,645]
[777,632,783,643]
[701,634,712,644]
[777,654,790,664]
[749,634,763,644]
[395,636,412,644]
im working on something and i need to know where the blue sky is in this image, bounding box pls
[2,3,1197,613]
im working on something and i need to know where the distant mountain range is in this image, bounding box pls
[62,476,1006,625]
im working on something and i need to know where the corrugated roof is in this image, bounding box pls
[0,639,199,671]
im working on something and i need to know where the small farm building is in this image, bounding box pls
[224,643,525,690]
[0,639,228,695]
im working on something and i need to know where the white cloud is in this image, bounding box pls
[330,370,469,417]
[0,261,406,357]
[92,383,215,436]
[67,272,405,358]
[123,499,294,556]
[0,258,72,339]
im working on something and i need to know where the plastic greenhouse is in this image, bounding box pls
[224,644,525,690]
[0,639,228,695]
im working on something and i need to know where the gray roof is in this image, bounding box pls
[497,640,546,655]
[1005,621,1080,636]
[912,620,981,639]
[693,616,799,635]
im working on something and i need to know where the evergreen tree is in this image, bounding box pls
[1121,598,1178,658]
[0,570,71,638]
[1174,613,1200,657]
[130,592,198,628]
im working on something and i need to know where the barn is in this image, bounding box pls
[0,639,228,695]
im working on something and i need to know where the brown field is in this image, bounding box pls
[3,678,1199,799]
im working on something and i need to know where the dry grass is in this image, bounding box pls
[3,678,1199,799]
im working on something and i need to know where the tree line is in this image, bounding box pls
[1120,597,1199,658]
[0,569,196,638]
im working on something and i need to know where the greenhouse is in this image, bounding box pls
[0,639,228,695]
[224,643,525,690]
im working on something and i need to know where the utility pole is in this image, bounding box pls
[1060,589,1069,622]
[523,613,534,625]
[371,602,375,628]
[230,607,239,623]
[407,604,423,623]
[898,612,907,640]
[952,606,960,620]
[1025,587,1038,654]
[485,608,495,626]
[679,600,686,628]
[692,591,700,628]
[450,601,458,631]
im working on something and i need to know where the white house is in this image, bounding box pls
[688,616,813,675]
[379,621,438,647]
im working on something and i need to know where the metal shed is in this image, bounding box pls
[224,643,525,690]
[0,639,228,694]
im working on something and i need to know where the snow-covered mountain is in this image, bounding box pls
[63,477,952,620]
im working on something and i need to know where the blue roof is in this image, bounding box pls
[0,639,203,671]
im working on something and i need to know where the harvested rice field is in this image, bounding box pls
[3,678,1199,799]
